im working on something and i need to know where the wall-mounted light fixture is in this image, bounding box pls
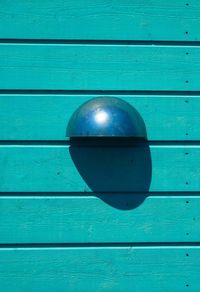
[67,96,146,139]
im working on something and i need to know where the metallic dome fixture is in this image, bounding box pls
[66,96,146,139]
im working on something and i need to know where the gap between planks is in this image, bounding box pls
[1,242,200,249]
[1,90,200,95]
[0,193,200,197]
[1,39,200,46]
[0,141,199,147]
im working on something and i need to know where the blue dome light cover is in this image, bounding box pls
[66,96,147,139]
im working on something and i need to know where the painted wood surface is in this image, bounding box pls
[0,195,198,243]
[0,0,199,41]
[0,94,199,141]
[0,44,199,91]
[0,145,199,192]
[1,2,200,290]
[0,247,199,292]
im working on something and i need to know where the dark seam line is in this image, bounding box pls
[1,90,200,96]
[0,192,200,196]
[0,242,200,248]
[0,140,199,146]
[0,39,200,46]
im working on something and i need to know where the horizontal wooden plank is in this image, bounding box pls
[0,94,199,141]
[0,247,199,291]
[0,1,199,41]
[0,196,199,243]
[0,44,200,91]
[0,145,199,192]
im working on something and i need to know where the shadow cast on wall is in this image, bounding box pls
[68,106,152,210]
[69,139,152,210]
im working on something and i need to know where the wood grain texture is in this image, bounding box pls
[0,145,199,192]
[0,44,199,91]
[0,247,199,292]
[0,195,199,243]
[0,0,199,41]
[0,94,199,141]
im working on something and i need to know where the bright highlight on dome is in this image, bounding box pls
[94,110,109,124]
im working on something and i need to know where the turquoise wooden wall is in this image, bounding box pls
[0,1,200,291]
